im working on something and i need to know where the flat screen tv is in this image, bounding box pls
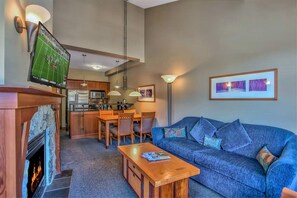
[28,22,70,89]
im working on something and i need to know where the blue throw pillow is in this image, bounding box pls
[204,135,222,150]
[164,128,186,138]
[190,117,217,144]
[216,119,252,152]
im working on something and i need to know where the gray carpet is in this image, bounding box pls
[61,131,222,198]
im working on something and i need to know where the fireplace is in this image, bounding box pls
[26,132,46,197]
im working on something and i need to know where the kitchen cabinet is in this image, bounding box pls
[67,79,110,93]
[67,80,88,90]
[87,81,97,90]
[70,111,98,139]
[97,82,107,90]
[83,112,99,135]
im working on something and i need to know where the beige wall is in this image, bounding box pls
[68,68,108,82]
[3,0,53,87]
[110,0,297,132]
[53,0,145,62]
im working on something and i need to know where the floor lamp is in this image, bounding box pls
[161,75,177,126]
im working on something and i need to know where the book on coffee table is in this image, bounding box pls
[142,151,171,161]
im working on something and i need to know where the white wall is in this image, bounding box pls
[53,0,145,62]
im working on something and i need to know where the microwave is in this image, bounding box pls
[90,90,106,99]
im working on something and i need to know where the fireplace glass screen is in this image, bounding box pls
[27,145,45,197]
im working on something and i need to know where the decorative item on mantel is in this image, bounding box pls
[209,68,278,100]
[161,75,177,125]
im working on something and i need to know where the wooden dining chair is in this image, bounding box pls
[133,112,155,143]
[109,113,134,146]
[98,110,114,139]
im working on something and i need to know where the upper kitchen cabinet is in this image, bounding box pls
[96,82,108,91]
[67,79,110,93]
[87,81,97,90]
[67,80,88,90]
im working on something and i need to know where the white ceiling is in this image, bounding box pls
[128,0,178,9]
[68,50,128,72]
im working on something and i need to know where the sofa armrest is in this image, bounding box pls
[266,137,297,197]
[152,127,165,146]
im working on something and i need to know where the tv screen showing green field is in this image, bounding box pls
[30,23,70,88]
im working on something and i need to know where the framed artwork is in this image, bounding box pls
[138,85,155,102]
[209,69,278,100]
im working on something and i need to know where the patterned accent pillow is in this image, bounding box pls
[256,146,278,173]
[203,135,222,150]
[190,117,217,144]
[164,128,186,138]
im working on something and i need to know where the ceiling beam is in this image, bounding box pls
[105,61,143,76]
[63,44,140,62]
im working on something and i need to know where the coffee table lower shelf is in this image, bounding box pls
[122,156,189,198]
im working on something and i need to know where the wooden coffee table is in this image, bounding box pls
[118,143,200,198]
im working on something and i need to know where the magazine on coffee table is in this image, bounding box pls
[142,151,171,161]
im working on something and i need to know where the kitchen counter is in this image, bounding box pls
[68,108,137,139]
[69,111,99,139]
[68,109,98,112]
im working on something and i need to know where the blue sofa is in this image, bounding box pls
[152,117,297,198]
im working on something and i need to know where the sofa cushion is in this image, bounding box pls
[191,165,265,198]
[232,124,294,159]
[190,117,217,144]
[158,138,211,162]
[193,149,266,192]
[216,119,252,152]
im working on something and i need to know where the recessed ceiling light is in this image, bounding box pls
[87,64,106,70]
[92,66,102,70]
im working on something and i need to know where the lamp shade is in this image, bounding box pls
[129,91,141,97]
[26,5,51,24]
[108,90,121,96]
[161,75,177,83]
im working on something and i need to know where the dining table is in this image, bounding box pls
[97,114,141,149]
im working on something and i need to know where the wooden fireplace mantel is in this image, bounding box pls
[0,86,64,198]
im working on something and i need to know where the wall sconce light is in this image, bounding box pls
[14,4,51,52]
[161,75,177,125]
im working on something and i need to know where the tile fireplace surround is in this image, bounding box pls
[0,86,63,198]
